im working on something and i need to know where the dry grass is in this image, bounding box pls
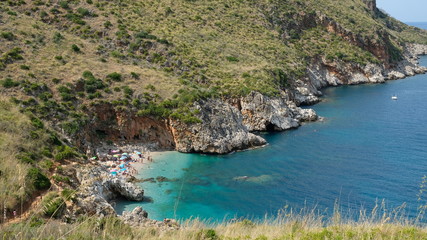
[0,97,34,210]
[2,202,427,239]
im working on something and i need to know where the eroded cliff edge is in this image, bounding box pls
[79,42,427,155]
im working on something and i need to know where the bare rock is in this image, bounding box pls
[121,207,179,230]
[170,99,266,154]
[240,91,317,131]
[71,166,144,218]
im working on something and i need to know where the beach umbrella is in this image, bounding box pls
[122,153,128,155]
[113,154,120,158]
[119,168,127,172]
[90,157,97,160]
[120,156,127,160]
[119,163,125,168]
[136,152,142,155]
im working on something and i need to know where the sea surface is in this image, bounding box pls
[406,22,427,30]
[117,52,427,223]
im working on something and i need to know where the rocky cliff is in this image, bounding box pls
[68,165,144,218]
[170,99,266,154]
[79,40,426,155]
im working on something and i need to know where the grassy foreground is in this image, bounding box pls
[2,203,427,240]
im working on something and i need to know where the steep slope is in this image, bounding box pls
[0,0,426,155]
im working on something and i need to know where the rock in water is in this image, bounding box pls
[240,91,318,131]
[170,99,266,154]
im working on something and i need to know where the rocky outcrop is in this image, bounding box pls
[170,99,266,154]
[83,103,175,150]
[239,91,317,131]
[120,207,179,230]
[70,166,144,217]
[295,43,427,104]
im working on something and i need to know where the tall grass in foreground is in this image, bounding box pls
[2,201,427,240]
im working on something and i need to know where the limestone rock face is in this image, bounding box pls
[240,91,318,131]
[297,43,427,105]
[170,99,266,154]
[120,206,179,230]
[71,166,144,217]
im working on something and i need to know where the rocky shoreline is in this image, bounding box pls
[63,43,427,229]
[81,44,427,156]
[169,43,427,154]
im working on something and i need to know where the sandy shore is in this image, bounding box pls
[132,151,174,173]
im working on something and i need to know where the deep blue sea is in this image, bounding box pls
[117,42,427,222]
[407,22,427,30]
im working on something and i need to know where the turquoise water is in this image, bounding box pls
[116,56,427,221]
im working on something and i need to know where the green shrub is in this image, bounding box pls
[1,78,20,88]
[82,71,95,79]
[145,84,156,91]
[53,32,64,43]
[57,85,72,94]
[54,146,77,161]
[52,78,61,84]
[135,30,157,40]
[40,11,48,18]
[130,72,140,79]
[17,152,36,164]
[196,229,218,240]
[27,168,51,190]
[104,21,113,28]
[106,72,122,82]
[41,160,54,170]
[52,175,70,183]
[31,117,44,129]
[59,1,69,9]
[3,47,24,62]
[122,86,133,97]
[41,192,65,218]
[29,216,45,227]
[62,188,75,200]
[226,56,239,62]
[77,8,91,17]
[66,13,86,25]
[20,64,30,70]
[71,44,81,53]
[1,32,15,41]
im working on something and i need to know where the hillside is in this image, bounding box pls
[1,0,427,236]
[1,0,427,154]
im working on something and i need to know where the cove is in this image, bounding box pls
[116,56,427,222]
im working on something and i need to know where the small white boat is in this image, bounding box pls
[391,95,398,100]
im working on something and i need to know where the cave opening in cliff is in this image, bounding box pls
[95,129,107,138]
[265,122,276,131]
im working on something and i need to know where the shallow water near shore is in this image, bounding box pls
[116,56,427,222]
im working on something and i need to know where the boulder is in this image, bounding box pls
[121,207,179,230]
[240,91,318,131]
[170,99,266,154]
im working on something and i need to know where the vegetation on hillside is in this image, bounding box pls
[1,0,427,236]
[0,97,83,221]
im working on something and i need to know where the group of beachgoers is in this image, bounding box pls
[91,149,153,178]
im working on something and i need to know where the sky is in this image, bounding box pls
[376,0,426,22]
